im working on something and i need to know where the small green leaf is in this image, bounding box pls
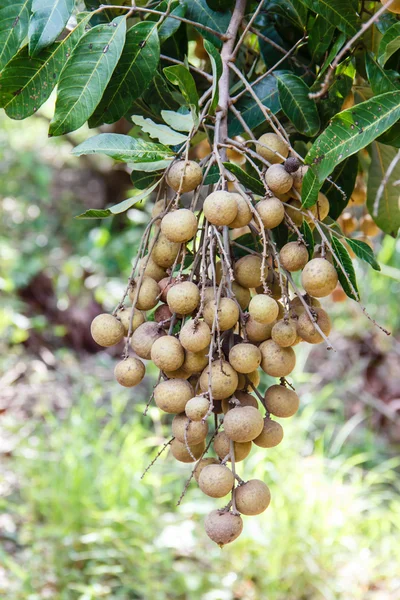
[76,179,161,218]
[321,154,358,219]
[232,233,262,258]
[276,72,320,137]
[72,133,175,164]
[204,164,220,185]
[365,52,400,95]
[308,16,335,63]
[131,115,187,146]
[267,0,308,30]
[161,110,194,132]
[366,142,400,237]
[130,160,173,172]
[163,64,200,125]
[204,39,222,114]
[345,238,381,271]
[377,121,400,148]
[299,221,314,259]
[157,1,187,43]
[300,0,359,36]
[223,163,265,195]
[331,235,359,301]
[131,171,158,190]
[318,32,346,77]
[301,168,320,208]
[378,22,400,66]
[0,0,32,71]
[183,0,230,48]
[29,0,74,57]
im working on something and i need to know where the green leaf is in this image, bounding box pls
[299,0,358,36]
[331,235,359,301]
[305,91,400,183]
[204,40,222,114]
[378,22,400,66]
[308,16,335,63]
[377,121,400,148]
[0,13,91,120]
[163,64,200,125]
[130,160,173,172]
[267,0,308,30]
[72,133,175,164]
[301,168,320,208]
[161,109,193,132]
[365,52,400,95]
[318,32,346,77]
[300,221,314,258]
[321,154,358,219]
[0,0,32,71]
[366,142,400,237]
[49,16,127,136]
[206,0,234,10]
[345,238,381,271]
[183,0,230,48]
[130,115,187,146]
[232,233,262,258]
[157,2,186,44]
[89,21,160,127]
[204,164,220,185]
[276,72,320,137]
[223,163,265,195]
[131,171,158,190]
[29,0,74,57]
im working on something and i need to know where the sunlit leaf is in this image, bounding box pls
[72,133,175,164]
[345,238,381,271]
[331,235,359,301]
[276,72,320,136]
[131,115,187,146]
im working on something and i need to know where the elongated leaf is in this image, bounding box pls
[204,40,222,114]
[72,133,175,164]
[131,171,158,190]
[365,52,400,95]
[367,142,400,237]
[301,168,320,208]
[130,159,173,172]
[276,72,320,137]
[318,32,346,77]
[83,0,113,23]
[164,64,199,125]
[321,154,358,219]
[300,0,358,36]
[345,238,380,271]
[308,16,335,63]
[29,0,74,57]
[89,21,159,127]
[377,121,400,148]
[0,14,91,120]
[331,235,359,301]
[183,0,230,48]
[305,91,400,183]
[147,1,186,44]
[49,16,126,136]
[378,22,400,66]
[232,233,262,258]
[161,109,193,132]
[131,115,187,145]
[223,163,264,195]
[300,221,315,258]
[267,0,307,30]
[258,23,288,70]
[0,0,32,71]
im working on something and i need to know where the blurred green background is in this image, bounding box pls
[1,110,400,600]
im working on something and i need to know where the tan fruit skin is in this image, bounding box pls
[131,322,166,359]
[194,458,219,483]
[249,294,279,324]
[259,339,296,377]
[150,335,185,371]
[265,164,293,194]
[381,0,400,16]
[166,160,203,193]
[154,379,194,414]
[256,132,289,164]
[265,384,299,418]
[170,438,205,463]
[129,276,160,311]
[161,209,198,243]
[279,242,309,272]
[91,314,125,347]
[232,281,251,310]
[204,510,243,546]
[167,281,200,315]
[179,319,211,352]
[228,343,262,374]
[172,413,208,444]
[297,308,331,344]
[203,191,238,226]
[301,258,338,298]
[182,348,209,374]
[223,406,264,442]
[271,320,297,347]
[245,316,274,343]
[222,391,258,413]
[199,361,239,400]
[214,431,252,462]
[152,234,180,268]
[114,357,145,387]
[203,298,239,331]
[256,197,285,229]
[234,254,262,288]
[254,418,284,448]
[185,396,210,421]
[229,194,252,228]
[139,256,166,282]
[235,479,271,515]
[198,464,234,498]
[116,308,145,336]
[236,369,260,391]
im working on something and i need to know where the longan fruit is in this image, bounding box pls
[167,281,200,315]
[152,233,180,268]
[350,175,367,205]
[166,160,202,193]
[154,304,174,324]
[279,242,309,272]
[292,165,308,192]
[297,307,331,344]
[308,192,330,222]
[259,339,296,377]
[221,391,258,413]
[203,191,238,226]
[232,281,251,310]
[199,360,238,400]
[301,258,338,298]
[182,348,209,374]
[227,139,246,165]
[179,319,211,352]
[245,315,274,343]
[204,510,243,546]
[116,307,145,336]
[271,319,297,347]
[164,367,191,380]
[203,298,239,331]
[154,378,194,413]
[381,0,400,14]
[150,335,185,372]
[185,396,210,421]
[341,90,355,110]
[256,197,285,229]
[331,285,347,303]
[235,479,271,516]
[172,413,208,445]
[265,164,293,195]
[285,198,304,227]
[228,194,252,228]
[236,369,260,391]
[359,214,380,237]
[160,209,198,243]
[214,431,252,462]
[114,357,145,387]
[194,457,219,483]
[158,277,177,303]
[129,276,160,311]
[139,256,166,282]
[290,295,321,313]
[193,137,211,159]
[223,406,264,443]
[91,314,125,347]
[265,270,285,300]
[228,343,262,374]
[131,322,165,359]
[339,212,358,235]
[256,132,289,164]
[265,384,300,418]
[152,199,166,222]
[249,294,279,324]
[170,438,205,463]
[234,254,263,288]
[199,464,234,498]
[253,418,284,448]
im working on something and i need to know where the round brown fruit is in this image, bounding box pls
[150,335,185,372]
[179,319,211,352]
[167,281,200,315]
[297,307,331,344]
[116,307,145,336]
[256,133,289,164]
[234,254,263,288]
[160,209,198,243]
[235,479,271,515]
[172,413,208,444]
[271,319,297,347]
[279,242,309,272]
[232,281,251,310]
[151,234,181,268]
[338,212,358,235]
[204,510,243,546]
[154,304,173,324]
[213,431,252,462]
[158,277,177,303]
[194,457,219,483]
[253,418,284,448]
[129,276,160,311]
[182,348,208,374]
[131,322,166,359]
[381,0,400,15]
[114,357,145,387]
[223,406,264,443]
[285,199,303,227]
[91,314,125,347]
[203,297,239,331]
[228,194,252,228]
[199,360,238,400]
[249,294,279,324]
[153,379,194,413]
[139,256,166,282]
[203,191,238,226]
[228,343,262,374]
[170,438,205,463]
[164,367,191,380]
[236,369,260,391]
[166,160,203,193]
[256,197,285,229]
[308,192,330,221]
[265,384,300,418]
[350,175,367,206]
[265,164,293,195]
[359,214,380,237]
[245,316,274,343]
[259,339,296,377]
[198,464,234,498]
[185,396,210,421]
[301,258,338,298]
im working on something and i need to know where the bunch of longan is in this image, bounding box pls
[90,132,340,546]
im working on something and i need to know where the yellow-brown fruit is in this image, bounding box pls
[253,418,284,448]
[158,277,177,303]
[194,36,208,60]
[203,191,238,226]
[259,339,296,377]
[290,295,321,312]
[228,343,262,374]
[350,175,367,206]
[265,384,300,418]
[285,199,304,226]
[359,214,380,237]
[160,209,198,243]
[227,140,246,165]
[331,286,347,303]
[139,256,166,282]
[236,369,260,391]
[167,281,200,315]
[245,315,274,343]
[114,357,145,387]
[150,335,185,372]
[151,234,181,268]
[229,194,252,228]
[266,270,285,300]
[199,360,239,400]
[279,242,309,272]
[131,321,165,359]
[185,396,210,421]
[198,464,234,498]
[256,197,285,229]
[172,413,208,444]
[153,378,194,413]
[179,319,211,352]
[292,165,309,192]
[341,90,355,110]
[232,281,251,310]
[271,319,297,347]
[222,391,258,413]
[193,137,211,160]
[151,199,166,222]
[223,406,264,442]
[235,479,271,516]
[308,192,330,221]
[338,212,358,235]
[301,258,338,298]
[265,164,293,194]
[116,307,145,336]
[249,294,279,324]
[170,438,205,463]
[166,160,202,193]
[234,254,263,288]
[381,0,400,14]
[154,304,174,324]
[204,510,243,546]
[256,132,289,164]
[182,348,209,374]
[203,298,239,331]
[91,314,125,348]
[194,457,219,483]
[297,307,331,344]
[214,431,252,462]
[164,367,191,380]
[129,276,160,311]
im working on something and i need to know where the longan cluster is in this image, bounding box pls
[90,135,341,546]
